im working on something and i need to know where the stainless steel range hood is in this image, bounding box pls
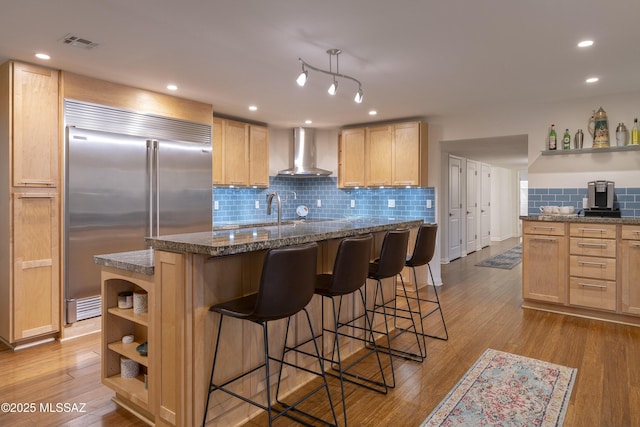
[277,127,332,177]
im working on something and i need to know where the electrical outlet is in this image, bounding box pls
[350,200,355,208]
[317,199,322,207]
[388,199,395,208]
[255,200,260,209]
[427,199,432,209]
[214,200,219,210]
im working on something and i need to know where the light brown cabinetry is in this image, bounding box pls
[366,125,393,186]
[568,223,617,311]
[338,120,428,188]
[620,225,640,315]
[212,117,269,187]
[338,127,365,187]
[0,61,60,345]
[522,221,567,304]
[101,268,156,425]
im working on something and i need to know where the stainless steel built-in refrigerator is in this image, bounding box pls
[64,101,212,323]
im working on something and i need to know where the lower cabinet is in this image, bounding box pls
[101,268,155,424]
[5,191,60,343]
[568,223,617,311]
[522,222,567,304]
[523,220,640,323]
[621,225,640,315]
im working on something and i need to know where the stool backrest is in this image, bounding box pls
[373,229,410,278]
[329,234,373,295]
[406,224,438,267]
[254,242,318,321]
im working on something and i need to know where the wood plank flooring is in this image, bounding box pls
[2,237,639,426]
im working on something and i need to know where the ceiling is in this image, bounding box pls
[1,0,639,167]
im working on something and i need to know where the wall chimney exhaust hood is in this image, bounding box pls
[277,127,332,177]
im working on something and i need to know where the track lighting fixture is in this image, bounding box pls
[297,48,363,103]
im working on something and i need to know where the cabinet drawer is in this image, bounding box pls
[569,277,616,311]
[523,221,565,236]
[621,225,640,240]
[569,237,616,258]
[569,223,616,239]
[570,255,616,281]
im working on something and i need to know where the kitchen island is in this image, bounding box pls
[521,215,640,327]
[95,217,424,427]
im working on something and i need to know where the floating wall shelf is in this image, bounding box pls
[541,145,640,156]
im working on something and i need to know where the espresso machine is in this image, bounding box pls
[584,180,621,217]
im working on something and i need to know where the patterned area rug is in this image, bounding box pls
[421,349,577,427]
[475,244,522,270]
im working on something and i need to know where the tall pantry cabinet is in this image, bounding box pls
[0,61,60,346]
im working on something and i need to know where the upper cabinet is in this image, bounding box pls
[212,117,269,187]
[339,120,428,188]
[10,62,59,187]
[249,125,269,187]
[338,128,366,188]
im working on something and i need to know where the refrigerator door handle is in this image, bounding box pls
[154,140,160,237]
[147,140,154,239]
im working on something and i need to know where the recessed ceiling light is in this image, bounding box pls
[248,105,258,111]
[35,53,50,60]
[305,120,312,124]
[369,110,377,116]
[166,84,178,91]
[578,40,594,48]
[586,77,599,83]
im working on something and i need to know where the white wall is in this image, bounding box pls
[490,166,518,241]
[428,90,640,189]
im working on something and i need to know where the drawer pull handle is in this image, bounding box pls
[630,243,640,248]
[578,261,606,268]
[532,226,556,231]
[578,282,607,290]
[531,237,557,241]
[577,228,607,233]
[577,242,607,248]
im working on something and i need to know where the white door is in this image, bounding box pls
[448,156,462,260]
[480,163,491,248]
[466,160,478,254]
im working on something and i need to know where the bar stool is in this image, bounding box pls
[367,229,423,364]
[202,242,338,427]
[312,234,389,426]
[403,224,448,342]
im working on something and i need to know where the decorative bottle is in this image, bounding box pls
[562,129,571,150]
[548,124,557,150]
[632,118,640,145]
[616,123,628,147]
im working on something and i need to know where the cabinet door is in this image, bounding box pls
[223,120,249,186]
[522,234,566,304]
[212,118,224,185]
[392,121,421,186]
[621,239,640,315]
[249,125,269,187]
[12,62,59,187]
[338,128,365,188]
[12,192,59,340]
[366,125,392,186]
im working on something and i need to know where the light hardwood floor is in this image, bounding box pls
[2,237,639,426]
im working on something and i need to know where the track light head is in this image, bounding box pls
[296,69,308,87]
[354,87,363,103]
[328,79,338,96]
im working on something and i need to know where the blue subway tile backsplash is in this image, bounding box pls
[213,177,435,225]
[528,187,640,217]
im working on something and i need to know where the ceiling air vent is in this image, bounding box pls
[60,33,99,49]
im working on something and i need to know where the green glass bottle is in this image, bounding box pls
[562,128,571,150]
[548,124,557,150]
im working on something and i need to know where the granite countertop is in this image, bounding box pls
[146,217,424,257]
[521,215,640,225]
[93,249,154,276]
